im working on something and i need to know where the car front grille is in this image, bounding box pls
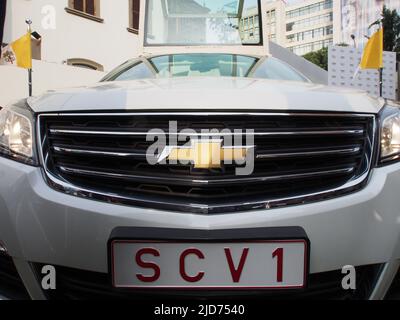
[38,112,376,214]
[35,264,383,300]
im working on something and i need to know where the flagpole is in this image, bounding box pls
[362,18,384,98]
[25,19,32,97]
[28,67,32,97]
[378,20,383,98]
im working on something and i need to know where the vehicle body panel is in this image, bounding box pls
[27,77,385,114]
[1,156,400,276]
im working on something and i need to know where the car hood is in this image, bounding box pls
[27,77,384,114]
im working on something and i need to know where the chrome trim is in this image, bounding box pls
[39,111,374,117]
[54,145,361,160]
[49,128,365,137]
[58,165,355,186]
[53,146,145,158]
[37,112,377,214]
[256,147,361,159]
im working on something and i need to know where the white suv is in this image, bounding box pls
[0,0,399,300]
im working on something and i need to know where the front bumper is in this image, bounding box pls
[1,156,400,300]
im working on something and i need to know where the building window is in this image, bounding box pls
[128,0,140,34]
[66,0,103,22]
[288,39,333,56]
[66,58,104,71]
[286,26,334,43]
[286,0,333,20]
[286,13,333,33]
[72,0,97,16]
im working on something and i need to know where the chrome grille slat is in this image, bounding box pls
[38,112,376,214]
[52,145,361,160]
[49,128,365,137]
[57,165,355,187]
[256,146,361,159]
[53,146,147,158]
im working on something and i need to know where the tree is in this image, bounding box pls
[381,5,400,52]
[302,47,328,71]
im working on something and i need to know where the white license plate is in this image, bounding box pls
[111,240,308,289]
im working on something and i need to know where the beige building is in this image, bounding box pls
[263,0,334,56]
[264,0,399,55]
[265,0,287,45]
[3,0,142,72]
[243,0,335,55]
[285,0,334,55]
[1,0,145,105]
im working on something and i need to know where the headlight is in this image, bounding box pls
[380,102,400,164]
[0,102,37,165]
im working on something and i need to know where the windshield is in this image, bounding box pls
[145,0,262,46]
[102,54,309,83]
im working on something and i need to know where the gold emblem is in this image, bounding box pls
[157,139,253,169]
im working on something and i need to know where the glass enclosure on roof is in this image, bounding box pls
[145,0,262,46]
[102,54,309,83]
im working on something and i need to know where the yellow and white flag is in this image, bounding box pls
[0,32,32,69]
[353,28,383,79]
[360,28,383,70]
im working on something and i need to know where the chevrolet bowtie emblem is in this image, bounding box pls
[157,139,254,169]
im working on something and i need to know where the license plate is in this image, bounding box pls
[111,240,308,289]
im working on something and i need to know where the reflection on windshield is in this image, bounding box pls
[145,0,261,45]
[102,54,309,83]
[149,54,257,77]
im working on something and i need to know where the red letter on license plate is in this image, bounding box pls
[225,248,249,283]
[135,248,161,283]
[180,248,205,283]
